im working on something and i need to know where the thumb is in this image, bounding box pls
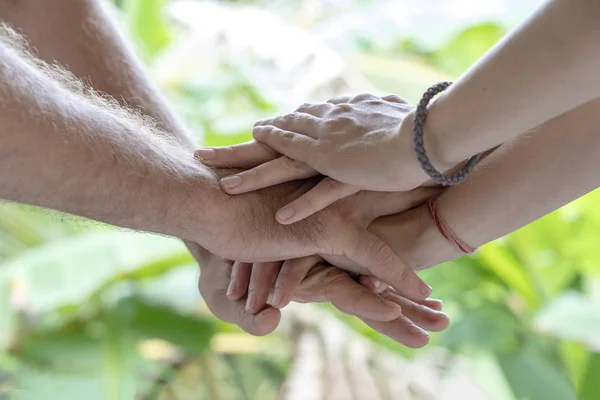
[345,229,432,301]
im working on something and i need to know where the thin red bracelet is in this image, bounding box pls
[427,199,476,254]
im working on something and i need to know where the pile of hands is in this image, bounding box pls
[190,94,452,349]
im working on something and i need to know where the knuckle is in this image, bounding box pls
[255,140,280,157]
[331,103,353,114]
[282,156,306,172]
[323,177,341,191]
[370,241,396,267]
[351,93,376,103]
[296,102,312,112]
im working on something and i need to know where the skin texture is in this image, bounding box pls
[221,97,600,309]
[0,0,445,344]
[0,19,431,301]
[202,0,600,222]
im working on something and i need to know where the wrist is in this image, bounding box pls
[398,106,462,182]
[369,204,462,270]
[157,166,223,243]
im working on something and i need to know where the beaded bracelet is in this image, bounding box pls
[413,82,482,186]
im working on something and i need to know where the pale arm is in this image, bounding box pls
[373,97,600,269]
[200,0,600,222]
[409,0,600,171]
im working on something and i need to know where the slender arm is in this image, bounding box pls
[374,97,600,269]
[399,0,600,174]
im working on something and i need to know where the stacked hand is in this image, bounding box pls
[196,94,430,224]
[188,243,449,348]
[193,95,452,347]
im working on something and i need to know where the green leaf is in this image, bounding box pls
[353,54,451,103]
[122,0,173,58]
[432,23,508,76]
[0,231,189,314]
[498,345,577,400]
[580,353,600,400]
[441,302,520,351]
[476,243,539,307]
[535,292,600,349]
[113,297,215,353]
[0,275,16,350]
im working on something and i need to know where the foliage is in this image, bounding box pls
[1,0,599,399]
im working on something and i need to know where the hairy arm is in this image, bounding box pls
[0,0,195,148]
[373,97,600,269]
[0,24,219,242]
[402,0,600,172]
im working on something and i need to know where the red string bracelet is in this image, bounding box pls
[427,199,476,254]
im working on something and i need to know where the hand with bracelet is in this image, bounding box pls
[197,0,600,224]
[225,96,600,338]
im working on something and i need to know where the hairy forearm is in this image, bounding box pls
[0,26,217,240]
[0,0,195,148]
[402,0,600,171]
[375,97,600,269]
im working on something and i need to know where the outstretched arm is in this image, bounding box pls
[0,16,429,300]
[201,0,600,221]
[373,97,600,270]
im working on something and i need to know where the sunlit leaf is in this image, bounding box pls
[432,23,508,76]
[498,345,577,400]
[535,292,600,350]
[0,231,189,314]
[121,0,173,58]
[113,297,215,353]
[580,352,600,400]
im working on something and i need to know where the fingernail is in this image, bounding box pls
[195,149,215,160]
[371,277,385,290]
[428,299,443,311]
[226,280,237,298]
[271,290,283,308]
[385,300,402,312]
[420,282,433,298]
[255,309,270,325]
[277,207,295,221]
[409,325,429,337]
[429,311,448,321]
[246,293,257,311]
[221,175,242,189]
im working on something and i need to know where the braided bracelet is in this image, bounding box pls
[427,198,476,254]
[413,82,482,186]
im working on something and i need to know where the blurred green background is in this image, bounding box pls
[2,0,599,399]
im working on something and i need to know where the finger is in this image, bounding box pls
[361,314,430,348]
[194,141,279,168]
[275,178,360,224]
[226,262,252,301]
[246,262,282,314]
[322,267,403,322]
[327,96,351,105]
[199,260,281,336]
[358,275,389,294]
[253,125,318,165]
[270,256,320,309]
[348,93,378,104]
[220,156,318,194]
[381,94,410,104]
[356,187,443,221]
[347,230,432,301]
[294,102,335,117]
[381,290,449,332]
[421,298,443,311]
[253,113,323,138]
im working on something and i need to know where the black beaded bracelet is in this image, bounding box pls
[413,82,482,186]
